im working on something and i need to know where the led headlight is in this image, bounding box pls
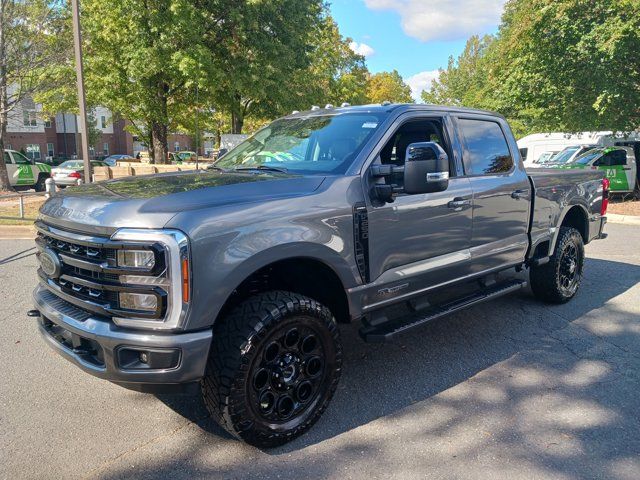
[117,250,155,269]
[119,292,158,312]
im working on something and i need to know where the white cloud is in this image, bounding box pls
[364,0,506,42]
[406,70,440,102]
[349,41,376,58]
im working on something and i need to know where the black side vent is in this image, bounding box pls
[353,203,370,283]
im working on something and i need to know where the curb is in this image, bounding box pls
[607,213,640,226]
[0,225,36,240]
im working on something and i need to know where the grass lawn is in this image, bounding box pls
[0,196,45,225]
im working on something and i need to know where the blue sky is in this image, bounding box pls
[329,0,506,100]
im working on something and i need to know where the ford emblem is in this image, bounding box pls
[39,248,62,279]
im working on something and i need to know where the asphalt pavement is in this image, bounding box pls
[1,223,639,480]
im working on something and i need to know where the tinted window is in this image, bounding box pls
[602,150,627,166]
[575,150,603,165]
[3,151,11,164]
[459,119,513,175]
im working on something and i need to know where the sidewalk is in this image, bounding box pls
[0,225,36,239]
[607,213,640,226]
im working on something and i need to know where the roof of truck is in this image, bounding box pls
[285,103,505,119]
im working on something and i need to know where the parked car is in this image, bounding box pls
[31,104,608,448]
[103,154,135,166]
[51,160,109,187]
[542,144,597,167]
[168,151,196,164]
[518,131,640,167]
[529,150,560,167]
[2,149,51,191]
[557,146,639,197]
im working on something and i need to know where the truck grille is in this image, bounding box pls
[35,221,166,321]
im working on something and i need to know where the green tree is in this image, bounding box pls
[299,15,369,108]
[421,35,495,108]
[493,0,640,132]
[67,0,210,163]
[0,0,68,191]
[366,70,413,104]
[199,0,324,133]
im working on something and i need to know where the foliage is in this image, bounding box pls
[366,70,413,104]
[422,0,640,136]
[0,0,69,190]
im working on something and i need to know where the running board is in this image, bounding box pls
[359,279,527,343]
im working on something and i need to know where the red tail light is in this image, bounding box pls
[68,171,81,179]
[601,178,610,216]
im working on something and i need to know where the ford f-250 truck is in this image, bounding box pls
[30,104,609,447]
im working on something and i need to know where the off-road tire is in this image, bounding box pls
[201,291,342,448]
[530,227,585,304]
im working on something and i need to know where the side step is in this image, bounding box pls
[359,279,527,343]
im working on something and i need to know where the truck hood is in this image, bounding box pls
[39,170,326,234]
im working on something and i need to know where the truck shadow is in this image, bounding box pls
[147,256,639,479]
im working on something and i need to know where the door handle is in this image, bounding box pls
[447,197,471,211]
[623,167,631,170]
[511,189,529,200]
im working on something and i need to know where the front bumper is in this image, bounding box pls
[33,285,211,393]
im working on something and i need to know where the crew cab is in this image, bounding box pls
[30,104,608,448]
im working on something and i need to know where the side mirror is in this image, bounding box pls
[217,148,228,159]
[403,142,449,194]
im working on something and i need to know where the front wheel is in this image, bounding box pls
[530,227,585,304]
[34,174,49,192]
[201,291,342,448]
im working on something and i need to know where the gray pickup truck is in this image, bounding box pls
[31,104,609,447]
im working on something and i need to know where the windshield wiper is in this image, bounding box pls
[234,165,289,173]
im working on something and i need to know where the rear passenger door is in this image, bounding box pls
[455,116,531,273]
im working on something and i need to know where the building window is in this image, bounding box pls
[103,142,109,155]
[23,110,37,127]
[44,119,52,128]
[101,115,107,129]
[47,143,54,158]
[25,144,41,160]
[174,142,180,152]
[5,144,11,150]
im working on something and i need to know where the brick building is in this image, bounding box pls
[6,96,200,161]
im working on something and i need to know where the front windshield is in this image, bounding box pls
[214,113,385,174]
[551,146,580,164]
[573,149,603,165]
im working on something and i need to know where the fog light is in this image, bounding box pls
[119,292,158,312]
[117,250,155,269]
[139,352,148,363]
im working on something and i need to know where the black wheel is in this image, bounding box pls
[34,174,48,192]
[530,227,585,304]
[201,291,342,448]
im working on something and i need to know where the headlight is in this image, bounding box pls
[110,229,190,331]
[119,292,158,312]
[117,249,155,269]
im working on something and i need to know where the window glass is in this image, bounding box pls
[47,143,55,157]
[519,147,528,160]
[603,150,627,166]
[23,110,37,127]
[3,151,12,164]
[459,119,513,175]
[14,150,33,164]
[215,113,385,174]
[575,150,603,165]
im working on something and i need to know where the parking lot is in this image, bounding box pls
[1,223,639,480]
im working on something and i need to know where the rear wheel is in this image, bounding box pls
[530,227,585,304]
[34,174,48,192]
[201,291,342,448]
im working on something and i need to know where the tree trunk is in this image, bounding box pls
[231,110,244,134]
[0,2,12,192]
[151,121,168,164]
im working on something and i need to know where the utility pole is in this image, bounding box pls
[71,0,91,183]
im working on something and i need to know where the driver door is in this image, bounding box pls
[9,151,36,187]
[362,115,473,308]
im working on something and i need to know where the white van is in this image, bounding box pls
[517,131,640,167]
